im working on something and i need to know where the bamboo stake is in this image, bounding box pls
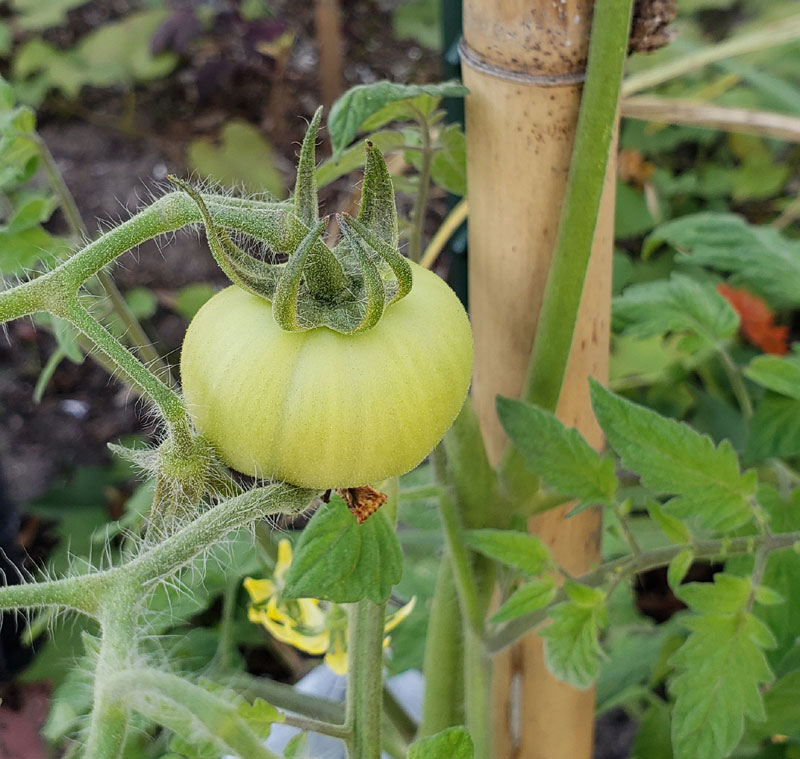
[462,1,615,757]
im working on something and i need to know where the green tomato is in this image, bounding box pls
[180,262,473,488]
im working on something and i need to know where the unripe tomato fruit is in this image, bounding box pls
[180,262,473,488]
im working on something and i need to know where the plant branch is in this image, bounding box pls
[486,528,800,653]
[34,134,174,383]
[346,600,386,759]
[432,447,484,635]
[0,574,102,616]
[500,0,634,494]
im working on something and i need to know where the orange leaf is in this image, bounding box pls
[717,284,789,355]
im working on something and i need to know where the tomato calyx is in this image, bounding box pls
[169,107,412,335]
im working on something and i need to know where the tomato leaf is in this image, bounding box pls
[283,495,402,604]
[328,80,468,156]
[744,349,800,399]
[539,584,607,689]
[590,380,757,533]
[613,273,739,343]
[497,396,618,510]
[463,529,551,575]
[491,576,557,624]
[669,574,775,759]
[645,212,800,309]
[746,394,800,463]
[408,726,474,759]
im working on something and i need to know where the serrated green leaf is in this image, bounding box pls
[669,575,775,759]
[540,596,607,689]
[283,495,402,603]
[745,350,800,399]
[328,80,468,156]
[645,213,800,309]
[590,380,757,532]
[647,501,692,545]
[754,585,784,607]
[676,574,752,614]
[491,576,557,623]
[497,396,618,508]
[408,726,474,759]
[613,273,739,342]
[667,549,694,591]
[236,697,283,740]
[462,529,551,575]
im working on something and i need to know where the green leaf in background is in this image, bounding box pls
[670,574,776,759]
[328,80,468,156]
[430,123,466,195]
[631,701,673,759]
[645,213,800,309]
[188,121,285,197]
[744,349,800,399]
[463,529,551,575]
[124,286,158,320]
[392,0,442,51]
[750,486,800,670]
[590,380,757,532]
[497,396,618,510]
[728,134,791,202]
[408,726,474,759]
[491,576,557,623]
[9,0,91,31]
[174,283,216,322]
[283,495,403,604]
[746,668,800,742]
[316,129,407,188]
[615,181,656,239]
[539,583,607,689]
[746,394,800,463]
[613,273,739,343]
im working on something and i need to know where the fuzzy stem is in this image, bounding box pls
[486,528,800,653]
[34,134,173,383]
[346,600,386,759]
[0,574,102,616]
[501,0,634,492]
[117,669,280,759]
[408,110,433,263]
[58,297,186,424]
[126,484,315,588]
[419,557,465,736]
[433,448,483,635]
[464,626,492,759]
[85,583,139,759]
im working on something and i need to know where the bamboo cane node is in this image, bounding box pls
[458,39,586,86]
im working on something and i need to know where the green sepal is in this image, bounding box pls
[293,106,321,228]
[272,218,330,331]
[336,216,386,333]
[168,175,282,297]
[358,140,399,248]
[340,212,412,305]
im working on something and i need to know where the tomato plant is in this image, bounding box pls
[181,262,473,488]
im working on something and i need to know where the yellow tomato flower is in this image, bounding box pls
[244,539,416,673]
